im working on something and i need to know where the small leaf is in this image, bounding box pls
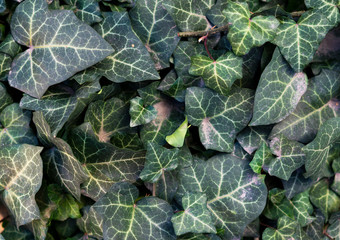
[262,216,296,240]
[189,52,243,95]
[224,1,279,55]
[93,182,176,240]
[146,170,178,202]
[171,192,216,235]
[166,116,188,148]
[137,81,162,106]
[129,97,158,127]
[140,142,179,183]
[0,83,13,112]
[9,0,113,98]
[327,212,340,240]
[249,142,273,174]
[274,10,334,72]
[282,169,313,199]
[237,126,272,154]
[250,48,308,126]
[77,206,103,239]
[0,144,43,227]
[0,34,22,58]
[64,0,102,25]
[309,179,340,221]
[303,117,340,179]
[0,53,11,81]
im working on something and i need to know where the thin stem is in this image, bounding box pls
[177,10,305,38]
[204,37,215,61]
[152,183,156,196]
[260,222,275,230]
[323,224,334,240]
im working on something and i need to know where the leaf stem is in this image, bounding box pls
[260,222,275,230]
[323,224,334,240]
[177,10,305,38]
[152,183,156,196]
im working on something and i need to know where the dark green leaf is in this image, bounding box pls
[129,97,158,127]
[0,83,13,112]
[282,169,313,199]
[250,142,274,174]
[0,53,11,81]
[262,216,296,240]
[64,0,102,25]
[237,126,272,154]
[0,34,22,58]
[305,0,340,26]
[77,206,103,239]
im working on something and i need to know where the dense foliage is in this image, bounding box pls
[0,0,339,239]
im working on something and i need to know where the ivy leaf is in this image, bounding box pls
[0,144,43,227]
[185,87,254,152]
[0,53,11,81]
[291,191,315,227]
[189,52,243,96]
[0,83,13,112]
[264,189,294,220]
[93,182,176,240]
[282,169,313,199]
[237,126,272,154]
[267,134,306,180]
[8,0,113,98]
[171,192,216,235]
[206,0,229,27]
[0,34,22,58]
[249,142,274,174]
[305,0,340,26]
[137,81,162,106]
[129,97,158,127]
[250,48,308,126]
[77,206,103,239]
[262,216,296,240]
[327,212,340,240]
[85,97,131,142]
[1,225,34,240]
[111,132,144,151]
[303,117,340,179]
[332,173,340,195]
[33,112,88,200]
[93,12,159,82]
[129,0,180,70]
[64,0,102,25]
[305,209,325,240]
[223,1,279,56]
[309,179,340,221]
[163,0,214,32]
[270,69,340,143]
[20,85,77,137]
[0,103,38,146]
[140,142,179,183]
[177,155,267,239]
[166,116,188,148]
[69,123,145,200]
[274,10,334,72]
[145,170,178,202]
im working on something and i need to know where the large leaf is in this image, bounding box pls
[177,155,267,239]
[33,112,88,200]
[274,10,333,72]
[303,117,340,179]
[171,192,216,235]
[223,1,279,55]
[270,69,340,143]
[305,0,340,26]
[129,97,157,127]
[94,11,159,82]
[85,97,131,142]
[250,48,307,126]
[69,123,145,200]
[9,0,113,98]
[0,144,43,227]
[185,87,254,152]
[129,0,180,70]
[139,142,179,183]
[189,52,243,96]
[163,0,213,32]
[93,182,176,240]
[0,103,37,146]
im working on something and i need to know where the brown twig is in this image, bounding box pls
[152,183,156,196]
[177,10,305,38]
[260,222,275,230]
[323,224,334,240]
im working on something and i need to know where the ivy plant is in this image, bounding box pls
[0,0,339,240]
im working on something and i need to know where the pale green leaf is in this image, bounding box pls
[166,116,188,148]
[250,142,273,174]
[9,0,113,98]
[129,97,158,127]
[291,190,315,227]
[305,0,340,26]
[262,216,296,240]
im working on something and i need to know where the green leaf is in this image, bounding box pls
[332,173,340,195]
[0,53,11,81]
[268,188,286,204]
[303,117,340,179]
[185,87,254,152]
[158,74,187,102]
[140,142,179,183]
[20,85,77,136]
[69,123,145,200]
[177,155,267,239]
[64,0,102,25]
[0,103,38,146]
[223,1,279,55]
[274,10,334,72]
[166,116,188,148]
[189,52,243,96]
[171,192,216,235]
[206,0,229,27]
[163,0,214,32]
[9,0,113,98]
[93,182,176,240]
[270,69,340,143]
[129,97,158,127]
[305,209,325,240]
[111,132,144,151]
[0,83,13,112]
[0,144,43,226]
[137,81,162,106]
[267,134,306,180]
[77,206,103,239]
[250,142,274,174]
[305,0,340,26]
[309,179,340,221]
[291,190,315,227]
[264,190,294,220]
[146,170,178,202]
[262,216,296,240]
[93,12,159,82]
[0,34,22,58]
[1,225,34,240]
[282,169,313,199]
[129,0,180,70]
[236,126,272,154]
[85,97,131,142]
[250,48,308,126]
[327,212,340,240]
[47,184,81,221]
[33,111,88,200]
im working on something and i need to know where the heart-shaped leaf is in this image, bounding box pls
[129,97,158,127]
[9,0,113,98]
[237,126,272,154]
[77,206,103,239]
[262,216,296,240]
